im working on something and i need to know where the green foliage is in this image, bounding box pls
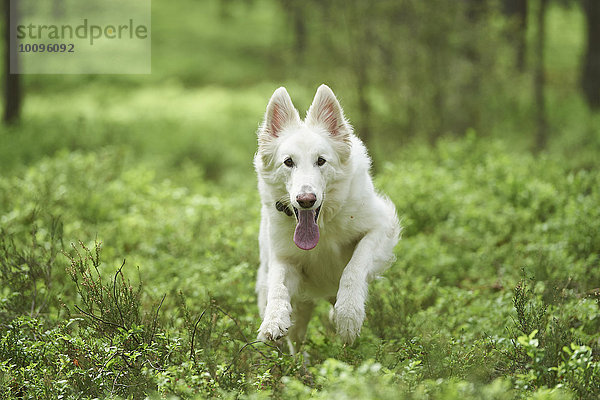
[555,344,600,398]
[0,216,63,319]
[494,280,600,398]
[1,135,597,398]
[511,333,600,399]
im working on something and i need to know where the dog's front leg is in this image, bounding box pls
[257,259,298,342]
[334,231,383,344]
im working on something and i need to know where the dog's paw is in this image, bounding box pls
[257,315,291,342]
[333,300,365,344]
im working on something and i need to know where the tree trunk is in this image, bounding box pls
[345,0,371,144]
[534,0,547,151]
[355,54,371,144]
[4,0,21,124]
[581,0,600,109]
[292,3,306,58]
[503,0,528,71]
[280,0,306,60]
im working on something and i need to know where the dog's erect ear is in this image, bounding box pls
[261,87,300,138]
[306,84,350,138]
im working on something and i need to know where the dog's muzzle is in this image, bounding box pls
[275,200,321,250]
[275,201,293,216]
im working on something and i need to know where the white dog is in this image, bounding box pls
[254,84,400,351]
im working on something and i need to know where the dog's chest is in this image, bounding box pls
[270,208,366,299]
[290,233,359,299]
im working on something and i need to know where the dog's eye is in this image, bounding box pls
[317,157,326,166]
[284,158,294,167]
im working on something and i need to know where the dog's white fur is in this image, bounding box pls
[254,85,400,350]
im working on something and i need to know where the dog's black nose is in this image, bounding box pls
[296,193,317,209]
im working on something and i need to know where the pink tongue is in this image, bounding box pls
[294,209,319,250]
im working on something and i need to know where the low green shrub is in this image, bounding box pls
[0,136,599,398]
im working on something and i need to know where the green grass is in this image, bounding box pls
[1,0,599,398]
[1,135,599,399]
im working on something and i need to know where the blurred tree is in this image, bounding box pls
[346,0,373,143]
[51,0,64,18]
[503,0,528,70]
[581,0,600,109]
[534,0,548,150]
[279,0,520,148]
[280,0,307,60]
[3,0,22,124]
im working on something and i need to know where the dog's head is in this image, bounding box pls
[256,84,352,250]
